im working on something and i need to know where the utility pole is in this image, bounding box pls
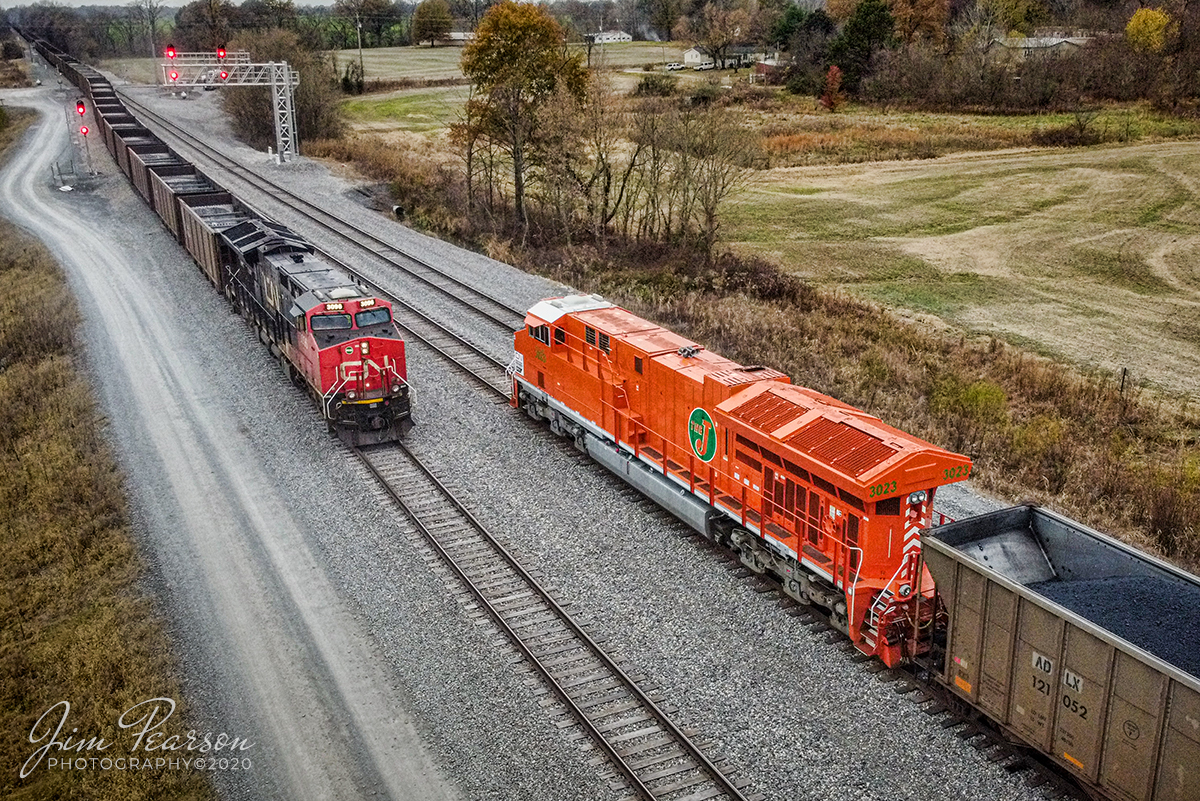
[356,12,364,78]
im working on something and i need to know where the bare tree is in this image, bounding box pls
[130,0,166,58]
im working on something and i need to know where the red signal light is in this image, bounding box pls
[169,70,179,82]
[165,44,177,59]
[80,125,89,136]
[217,46,226,59]
[75,99,85,116]
[219,70,229,81]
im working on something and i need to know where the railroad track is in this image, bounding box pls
[115,90,517,397]
[358,440,759,801]
[115,90,527,337]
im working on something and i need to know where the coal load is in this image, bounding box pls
[1029,575,1200,678]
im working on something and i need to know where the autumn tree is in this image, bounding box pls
[674,2,751,71]
[412,0,454,46]
[460,0,587,229]
[1127,7,1174,53]
[889,0,949,43]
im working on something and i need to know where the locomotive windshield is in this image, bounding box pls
[355,307,391,328]
[310,313,352,330]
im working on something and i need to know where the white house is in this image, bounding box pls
[684,45,765,69]
[589,31,632,44]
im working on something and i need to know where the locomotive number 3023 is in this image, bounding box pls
[868,481,897,498]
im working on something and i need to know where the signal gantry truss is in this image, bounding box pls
[160,51,300,162]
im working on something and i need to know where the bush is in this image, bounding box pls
[634,73,677,97]
[690,81,722,105]
[1,39,23,60]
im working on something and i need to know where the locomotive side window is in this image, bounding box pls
[554,327,566,345]
[634,356,643,374]
[528,324,550,345]
[784,458,810,483]
[311,313,352,330]
[356,307,391,328]
[875,497,901,516]
[837,488,865,512]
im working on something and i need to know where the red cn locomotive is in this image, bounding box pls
[511,295,972,666]
[219,219,413,445]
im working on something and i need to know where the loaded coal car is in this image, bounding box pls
[511,294,973,666]
[209,218,413,445]
[922,505,1199,801]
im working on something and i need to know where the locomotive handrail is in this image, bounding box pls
[322,374,350,421]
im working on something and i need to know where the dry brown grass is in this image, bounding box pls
[0,116,214,800]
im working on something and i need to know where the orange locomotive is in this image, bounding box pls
[510,295,973,666]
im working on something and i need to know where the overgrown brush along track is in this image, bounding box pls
[0,113,212,800]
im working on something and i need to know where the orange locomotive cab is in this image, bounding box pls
[512,295,972,666]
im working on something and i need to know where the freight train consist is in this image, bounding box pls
[29,34,1197,801]
[34,39,412,445]
[511,295,1200,801]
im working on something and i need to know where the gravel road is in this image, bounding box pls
[3,68,1039,801]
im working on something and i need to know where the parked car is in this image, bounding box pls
[693,62,715,71]
[665,62,684,71]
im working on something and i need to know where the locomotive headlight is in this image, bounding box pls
[360,342,369,354]
[908,491,927,505]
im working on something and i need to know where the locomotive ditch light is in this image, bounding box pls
[347,390,357,400]
[391,384,401,393]
[165,44,177,59]
[908,491,927,505]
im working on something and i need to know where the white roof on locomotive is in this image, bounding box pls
[527,294,613,324]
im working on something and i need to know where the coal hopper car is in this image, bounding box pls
[922,505,1200,801]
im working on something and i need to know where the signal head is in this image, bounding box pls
[80,125,89,136]
[169,70,179,82]
[75,99,85,115]
[165,44,176,59]
[217,46,226,59]
[219,70,229,81]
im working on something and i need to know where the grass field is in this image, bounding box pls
[725,140,1200,401]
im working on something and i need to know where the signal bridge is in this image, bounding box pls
[161,48,300,163]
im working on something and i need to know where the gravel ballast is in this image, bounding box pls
[82,80,1047,800]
